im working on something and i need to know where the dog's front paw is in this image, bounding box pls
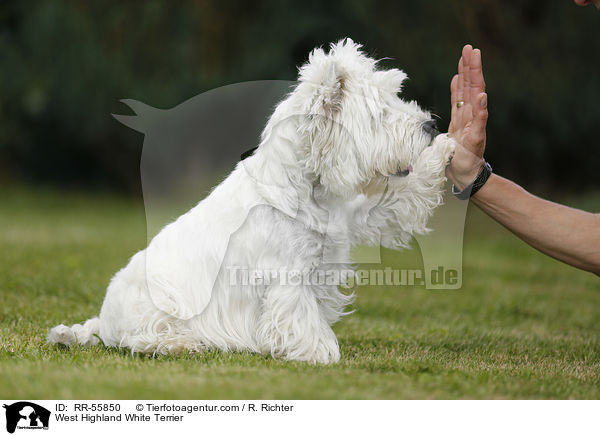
[432,133,456,166]
[311,334,341,364]
[409,133,456,184]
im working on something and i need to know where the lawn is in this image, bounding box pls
[0,186,598,399]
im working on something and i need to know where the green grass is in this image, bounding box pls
[0,186,599,399]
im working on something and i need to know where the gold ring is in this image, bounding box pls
[456,101,465,108]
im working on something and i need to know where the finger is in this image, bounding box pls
[457,56,465,104]
[462,45,473,106]
[449,74,459,133]
[469,48,486,104]
[455,58,466,131]
[469,92,488,145]
[450,74,458,106]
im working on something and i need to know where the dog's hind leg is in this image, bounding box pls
[256,284,340,364]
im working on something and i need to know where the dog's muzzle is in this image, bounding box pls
[393,120,438,178]
[423,120,439,139]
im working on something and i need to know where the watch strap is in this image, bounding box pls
[452,161,492,200]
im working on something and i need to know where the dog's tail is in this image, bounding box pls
[47,317,101,347]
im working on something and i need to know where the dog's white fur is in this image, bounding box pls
[48,39,455,363]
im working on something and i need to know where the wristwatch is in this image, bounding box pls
[452,161,493,200]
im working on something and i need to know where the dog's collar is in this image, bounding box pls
[240,146,258,161]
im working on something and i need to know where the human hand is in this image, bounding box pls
[446,45,488,190]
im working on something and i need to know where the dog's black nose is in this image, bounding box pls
[423,120,438,136]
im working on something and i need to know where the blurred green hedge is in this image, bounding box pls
[0,0,598,193]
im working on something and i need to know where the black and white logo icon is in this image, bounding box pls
[2,402,50,434]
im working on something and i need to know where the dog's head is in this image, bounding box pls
[293,38,436,198]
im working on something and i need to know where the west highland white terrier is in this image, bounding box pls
[48,39,456,363]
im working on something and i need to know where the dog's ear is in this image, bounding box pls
[298,50,365,198]
[373,69,407,94]
[299,47,347,115]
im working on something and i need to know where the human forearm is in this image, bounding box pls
[472,174,600,275]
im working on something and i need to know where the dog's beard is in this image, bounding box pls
[361,175,388,197]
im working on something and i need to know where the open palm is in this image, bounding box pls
[446,45,488,190]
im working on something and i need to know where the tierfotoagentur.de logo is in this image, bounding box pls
[2,402,50,434]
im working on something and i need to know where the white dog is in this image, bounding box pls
[48,39,455,363]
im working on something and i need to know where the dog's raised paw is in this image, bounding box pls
[435,133,457,165]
